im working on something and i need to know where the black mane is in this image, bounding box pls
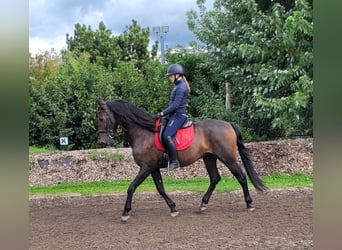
[106,100,156,132]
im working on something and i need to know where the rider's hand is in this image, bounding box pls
[152,112,164,120]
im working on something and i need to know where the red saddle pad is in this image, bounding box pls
[154,119,194,151]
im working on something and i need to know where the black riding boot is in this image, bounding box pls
[164,136,180,171]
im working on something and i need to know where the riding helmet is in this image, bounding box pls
[166,63,184,76]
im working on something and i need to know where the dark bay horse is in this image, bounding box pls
[97,99,267,221]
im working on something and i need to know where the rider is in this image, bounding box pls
[154,63,190,171]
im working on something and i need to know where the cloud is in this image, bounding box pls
[29,0,214,54]
[29,36,67,55]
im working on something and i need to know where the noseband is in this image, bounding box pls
[98,128,115,138]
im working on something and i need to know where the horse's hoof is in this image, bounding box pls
[247,207,255,212]
[121,215,130,222]
[170,211,179,217]
[199,205,207,212]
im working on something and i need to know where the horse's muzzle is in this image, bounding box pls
[98,137,114,147]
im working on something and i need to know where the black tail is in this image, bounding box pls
[231,123,267,192]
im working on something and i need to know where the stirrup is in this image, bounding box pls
[168,160,180,171]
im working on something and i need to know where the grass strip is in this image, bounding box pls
[29,172,312,196]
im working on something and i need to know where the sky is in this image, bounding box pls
[29,0,214,55]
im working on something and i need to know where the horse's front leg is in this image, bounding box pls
[122,166,150,222]
[151,169,179,217]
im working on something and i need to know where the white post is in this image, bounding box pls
[225,82,231,109]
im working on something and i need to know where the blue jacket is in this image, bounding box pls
[162,79,188,116]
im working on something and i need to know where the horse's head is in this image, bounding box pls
[97,100,117,146]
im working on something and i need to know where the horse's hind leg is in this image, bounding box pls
[224,159,254,211]
[151,169,179,217]
[200,154,221,211]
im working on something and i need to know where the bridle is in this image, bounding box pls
[97,107,117,139]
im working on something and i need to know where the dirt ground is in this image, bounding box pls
[29,139,313,249]
[29,187,313,249]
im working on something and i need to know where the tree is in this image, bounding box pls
[30,20,165,149]
[66,20,157,72]
[187,0,313,138]
[29,49,61,81]
[66,21,121,70]
[118,19,158,72]
[29,51,118,149]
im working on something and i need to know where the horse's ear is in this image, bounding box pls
[97,99,106,107]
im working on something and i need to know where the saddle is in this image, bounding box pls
[154,117,194,151]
